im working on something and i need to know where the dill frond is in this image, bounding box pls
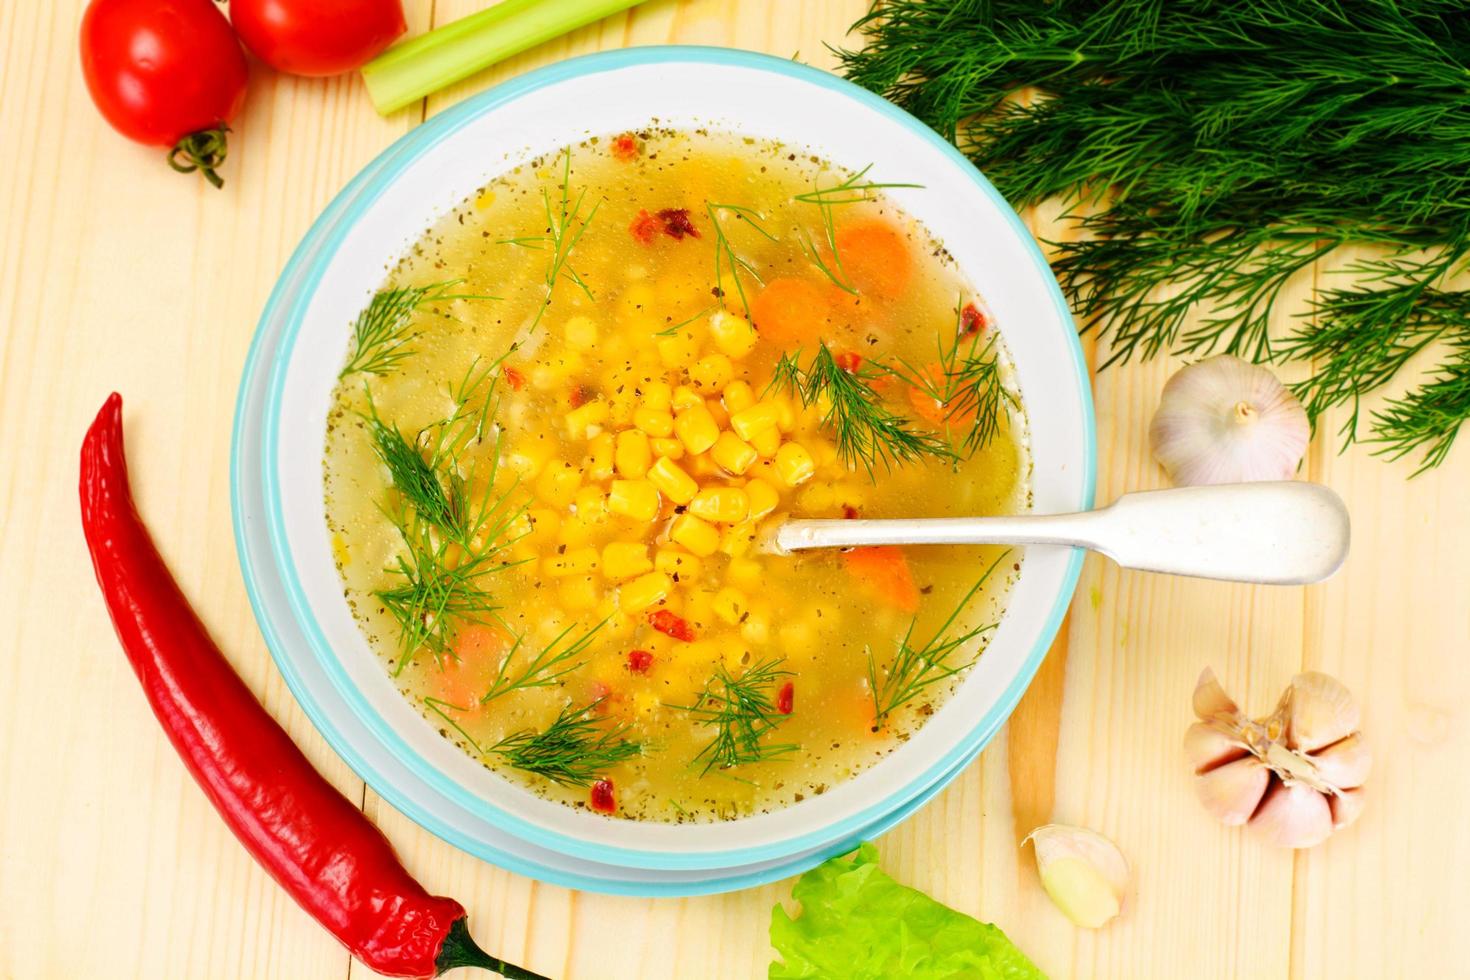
[867,551,1008,729]
[794,164,923,294]
[770,344,954,477]
[839,0,1470,470]
[673,659,795,775]
[507,147,601,331]
[706,202,777,315]
[487,700,641,787]
[477,620,606,705]
[340,279,497,380]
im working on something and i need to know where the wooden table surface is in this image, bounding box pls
[4,2,1468,978]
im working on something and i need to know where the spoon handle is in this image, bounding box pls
[773,481,1350,585]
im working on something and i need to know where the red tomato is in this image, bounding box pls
[80,0,248,187]
[230,0,406,77]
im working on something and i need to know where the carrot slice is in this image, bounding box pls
[833,219,912,299]
[843,545,920,614]
[750,277,831,346]
[434,624,509,708]
[906,363,977,428]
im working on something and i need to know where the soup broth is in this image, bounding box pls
[323,129,1029,821]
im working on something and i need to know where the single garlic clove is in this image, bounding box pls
[1286,672,1361,753]
[1251,781,1334,849]
[1193,667,1241,721]
[1307,732,1371,790]
[1149,355,1310,486]
[1185,721,1250,772]
[1025,824,1129,929]
[1195,755,1271,825]
[1329,787,1367,830]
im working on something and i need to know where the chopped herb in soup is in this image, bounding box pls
[322,129,1029,821]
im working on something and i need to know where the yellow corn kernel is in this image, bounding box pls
[720,520,759,557]
[574,486,608,523]
[654,547,702,582]
[544,546,598,577]
[779,621,818,656]
[722,379,757,413]
[646,456,698,505]
[690,353,734,391]
[565,400,609,439]
[775,443,816,487]
[618,283,655,320]
[643,380,673,411]
[657,330,700,369]
[798,482,835,512]
[649,437,685,460]
[684,588,718,627]
[504,445,550,481]
[727,557,763,589]
[686,452,721,478]
[670,513,720,557]
[706,397,729,429]
[708,310,758,358]
[525,507,562,545]
[619,571,672,613]
[834,483,868,511]
[558,576,599,610]
[601,542,653,581]
[535,461,580,507]
[808,437,840,468]
[689,487,750,524]
[744,479,779,519]
[607,479,661,522]
[740,612,770,645]
[750,425,782,458]
[557,515,597,547]
[712,587,748,625]
[633,406,674,438]
[771,395,797,433]
[671,384,704,412]
[729,400,782,442]
[673,403,720,455]
[584,431,615,482]
[614,429,652,479]
[710,431,758,475]
[564,314,598,349]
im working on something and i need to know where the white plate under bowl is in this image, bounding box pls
[233,47,1095,890]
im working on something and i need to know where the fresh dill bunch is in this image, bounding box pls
[878,303,1019,455]
[867,552,1007,729]
[504,147,600,330]
[673,658,796,775]
[476,620,606,705]
[770,344,954,476]
[706,202,777,315]
[794,164,922,294]
[423,697,639,787]
[340,279,495,379]
[839,0,1470,471]
[487,701,640,787]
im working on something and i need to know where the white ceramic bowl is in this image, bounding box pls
[233,47,1095,896]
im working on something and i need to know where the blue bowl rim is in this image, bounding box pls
[235,45,1097,876]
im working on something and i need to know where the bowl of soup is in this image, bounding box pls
[233,46,1094,894]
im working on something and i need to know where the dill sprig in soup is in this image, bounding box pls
[323,129,1029,821]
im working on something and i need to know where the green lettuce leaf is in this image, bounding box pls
[770,843,1045,980]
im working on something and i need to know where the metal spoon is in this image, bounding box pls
[771,481,1350,586]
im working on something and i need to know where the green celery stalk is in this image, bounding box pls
[362,0,649,115]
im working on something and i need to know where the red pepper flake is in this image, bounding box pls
[502,366,525,391]
[776,681,795,715]
[611,133,639,162]
[589,779,617,813]
[568,384,591,408]
[959,303,986,337]
[842,505,861,520]
[656,208,700,241]
[626,649,654,674]
[648,609,695,642]
[835,351,863,374]
[629,208,659,245]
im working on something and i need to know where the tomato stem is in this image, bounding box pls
[168,126,230,189]
[434,918,549,979]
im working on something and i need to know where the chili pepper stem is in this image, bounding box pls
[435,918,549,980]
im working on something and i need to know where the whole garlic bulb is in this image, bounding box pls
[1150,355,1310,485]
[1186,668,1369,848]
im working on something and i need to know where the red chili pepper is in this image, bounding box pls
[629,208,659,245]
[502,366,525,391]
[656,208,699,240]
[568,383,591,408]
[776,681,795,715]
[959,303,986,336]
[835,351,863,374]
[79,395,541,980]
[842,505,861,520]
[610,133,639,162]
[648,609,695,642]
[589,779,617,814]
[626,649,654,674]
